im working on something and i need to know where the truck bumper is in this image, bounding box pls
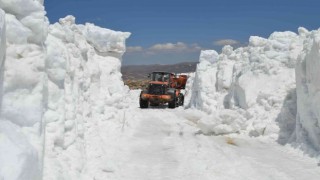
[141,94,172,103]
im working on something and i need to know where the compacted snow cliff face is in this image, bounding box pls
[44,15,130,180]
[296,29,320,153]
[0,0,130,179]
[189,28,320,156]
[0,9,5,107]
[189,28,320,155]
[0,0,48,179]
[189,31,302,136]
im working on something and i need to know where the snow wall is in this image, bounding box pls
[44,15,130,180]
[0,0,47,179]
[295,29,320,152]
[189,27,320,155]
[0,8,5,109]
[0,0,130,179]
[189,31,302,136]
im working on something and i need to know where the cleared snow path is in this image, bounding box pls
[92,91,320,180]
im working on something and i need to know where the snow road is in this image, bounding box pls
[90,91,320,180]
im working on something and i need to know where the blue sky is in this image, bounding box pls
[45,0,320,65]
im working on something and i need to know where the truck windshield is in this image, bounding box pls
[151,73,170,82]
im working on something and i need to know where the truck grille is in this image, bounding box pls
[148,84,166,95]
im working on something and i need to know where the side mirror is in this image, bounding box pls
[147,74,150,78]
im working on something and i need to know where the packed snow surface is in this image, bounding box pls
[82,90,320,180]
[1,0,320,179]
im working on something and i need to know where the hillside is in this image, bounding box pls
[121,62,197,81]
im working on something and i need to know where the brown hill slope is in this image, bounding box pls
[121,62,197,89]
[121,62,197,81]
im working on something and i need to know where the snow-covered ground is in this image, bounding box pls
[1,0,320,179]
[90,90,320,180]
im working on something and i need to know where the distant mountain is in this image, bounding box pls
[121,62,197,81]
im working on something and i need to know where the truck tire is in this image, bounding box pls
[140,93,149,108]
[179,93,184,106]
[168,92,176,109]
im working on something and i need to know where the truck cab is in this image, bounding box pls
[140,72,187,109]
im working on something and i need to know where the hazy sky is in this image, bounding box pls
[45,0,320,65]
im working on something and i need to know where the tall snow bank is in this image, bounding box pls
[43,15,130,179]
[0,1,130,179]
[0,0,48,179]
[0,9,5,108]
[189,50,219,113]
[84,23,129,54]
[189,31,303,136]
[0,0,48,44]
[295,28,320,152]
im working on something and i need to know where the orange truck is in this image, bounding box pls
[139,72,188,109]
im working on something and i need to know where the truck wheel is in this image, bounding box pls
[168,92,176,109]
[179,93,184,106]
[140,93,149,108]
[140,98,148,108]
